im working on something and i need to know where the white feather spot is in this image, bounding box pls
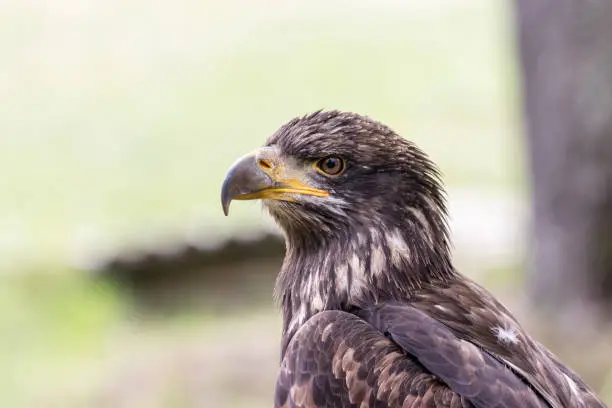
[564,373,580,396]
[349,252,361,275]
[387,228,411,266]
[311,293,324,311]
[321,323,335,341]
[409,207,433,244]
[302,194,348,217]
[491,325,519,345]
[433,304,450,314]
[334,264,349,294]
[348,252,365,298]
[370,244,386,275]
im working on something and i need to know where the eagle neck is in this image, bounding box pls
[275,221,454,357]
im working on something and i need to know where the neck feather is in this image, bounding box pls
[275,207,455,355]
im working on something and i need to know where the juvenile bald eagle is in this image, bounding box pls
[220,111,606,408]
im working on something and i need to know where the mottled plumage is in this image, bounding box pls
[221,111,606,408]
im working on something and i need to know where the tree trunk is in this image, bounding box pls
[513,0,612,326]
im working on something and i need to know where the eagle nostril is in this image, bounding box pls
[258,159,272,170]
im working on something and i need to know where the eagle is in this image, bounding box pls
[220,111,606,408]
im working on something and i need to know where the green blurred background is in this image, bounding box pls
[1,1,610,407]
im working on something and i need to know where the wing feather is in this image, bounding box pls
[275,293,604,408]
[411,278,607,408]
[276,310,471,408]
[356,303,548,408]
[277,305,554,408]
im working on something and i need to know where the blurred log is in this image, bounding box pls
[513,0,612,324]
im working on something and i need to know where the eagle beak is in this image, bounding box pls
[221,147,329,216]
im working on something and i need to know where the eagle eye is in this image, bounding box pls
[315,156,346,176]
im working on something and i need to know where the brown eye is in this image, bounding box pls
[315,156,345,176]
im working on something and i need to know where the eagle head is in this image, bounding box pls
[221,111,454,331]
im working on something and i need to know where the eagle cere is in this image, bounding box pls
[220,111,606,408]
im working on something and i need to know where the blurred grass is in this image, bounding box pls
[0,0,610,406]
[0,272,122,408]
